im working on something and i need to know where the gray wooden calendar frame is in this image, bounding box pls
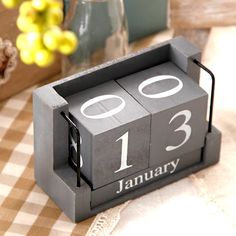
[33,36,221,222]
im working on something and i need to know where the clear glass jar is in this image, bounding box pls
[63,0,129,76]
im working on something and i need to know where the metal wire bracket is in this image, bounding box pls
[192,59,215,133]
[61,112,81,187]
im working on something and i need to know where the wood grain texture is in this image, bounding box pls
[0,6,61,101]
[130,29,174,52]
[174,28,210,50]
[170,0,236,28]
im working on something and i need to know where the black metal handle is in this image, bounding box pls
[61,111,81,187]
[192,59,215,133]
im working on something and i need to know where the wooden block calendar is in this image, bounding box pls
[33,37,221,222]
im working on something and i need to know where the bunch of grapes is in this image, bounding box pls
[1,0,78,67]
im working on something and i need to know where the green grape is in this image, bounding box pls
[17,16,42,33]
[49,0,62,11]
[26,32,43,49]
[2,0,21,8]
[30,23,43,32]
[16,0,78,67]
[46,8,63,26]
[16,33,28,50]
[35,49,54,67]
[18,1,45,31]
[19,1,33,16]
[59,31,78,55]
[32,0,48,11]
[17,16,31,32]
[17,32,43,52]
[20,49,35,65]
[43,27,63,51]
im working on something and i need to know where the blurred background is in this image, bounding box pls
[1,0,236,101]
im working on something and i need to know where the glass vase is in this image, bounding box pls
[63,0,129,76]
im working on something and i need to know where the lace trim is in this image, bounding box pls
[86,201,130,236]
[0,38,18,84]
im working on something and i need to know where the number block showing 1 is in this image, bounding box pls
[66,81,151,189]
[117,62,208,166]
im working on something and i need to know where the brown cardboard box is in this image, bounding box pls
[0,5,61,101]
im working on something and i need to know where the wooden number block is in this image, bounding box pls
[65,80,151,189]
[117,61,208,167]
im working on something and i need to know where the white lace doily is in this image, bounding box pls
[85,201,130,236]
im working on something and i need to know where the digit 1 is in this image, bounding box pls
[114,131,132,173]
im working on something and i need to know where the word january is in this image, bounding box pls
[116,158,180,194]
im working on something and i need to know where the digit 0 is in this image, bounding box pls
[80,94,126,119]
[138,75,183,98]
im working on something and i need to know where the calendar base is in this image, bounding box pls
[37,126,221,222]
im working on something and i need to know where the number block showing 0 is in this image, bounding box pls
[66,81,151,189]
[117,62,208,166]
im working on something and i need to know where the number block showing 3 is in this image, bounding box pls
[66,81,151,189]
[117,62,208,166]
